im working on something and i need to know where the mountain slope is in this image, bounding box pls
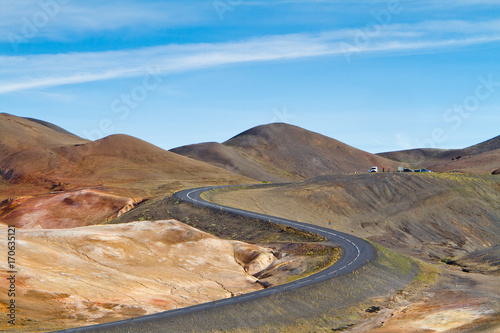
[210,173,500,261]
[378,135,500,174]
[171,141,284,182]
[171,123,401,181]
[1,133,253,188]
[0,113,89,156]
[0,114,253,198]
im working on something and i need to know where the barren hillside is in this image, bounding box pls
[209,173,500,262]
[0,220,273,331]
[0,114,253,201]
[205,174,500,331]
[171,123,401,182]
[0,114,255,229]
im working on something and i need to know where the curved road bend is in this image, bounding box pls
[56,184,377,333]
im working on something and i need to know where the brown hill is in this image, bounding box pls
[378,135,500,174]
[0,113,89,156]
[0,114,253,228]
[0,114,252,202]
[171,123,401,181]
[171,141,281,181]
[23,134,242,183]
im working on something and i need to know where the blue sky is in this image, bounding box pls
[1,0,499,153]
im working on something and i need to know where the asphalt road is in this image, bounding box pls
[55,184,377,333]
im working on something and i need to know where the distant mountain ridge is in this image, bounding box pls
[378,135,500,174]
[462,135,500,155]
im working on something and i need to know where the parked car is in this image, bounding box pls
[414,169,432,173]
[369,167,378,173]
[402,168,414,172]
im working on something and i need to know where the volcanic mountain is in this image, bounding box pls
[0,113,252,197]
[0,113,252,227]
[171,123,401,182]
[378,135,500,174]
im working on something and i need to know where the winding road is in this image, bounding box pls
[56,184,376,333]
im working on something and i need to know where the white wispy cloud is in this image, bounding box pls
[1,19,499,94]
[2,0,499,44]
[0,0,209,42]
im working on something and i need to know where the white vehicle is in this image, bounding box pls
[369,166,378,173]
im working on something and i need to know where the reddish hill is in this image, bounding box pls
[0,114,252,199]
[378,135,500,174]
[44,134,252,184]
[0,114,254,228]
[171,123,401,181]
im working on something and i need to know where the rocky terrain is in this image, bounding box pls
[349,266,500,333]
[207,173,500,331]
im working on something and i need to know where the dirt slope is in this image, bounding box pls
[11,133,251,185]
[171,123,401,181]
[378,135,500,174]
[210,173,500,262]
[206,174,500,331]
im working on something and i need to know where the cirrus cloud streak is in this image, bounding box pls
[1,19,499,94]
